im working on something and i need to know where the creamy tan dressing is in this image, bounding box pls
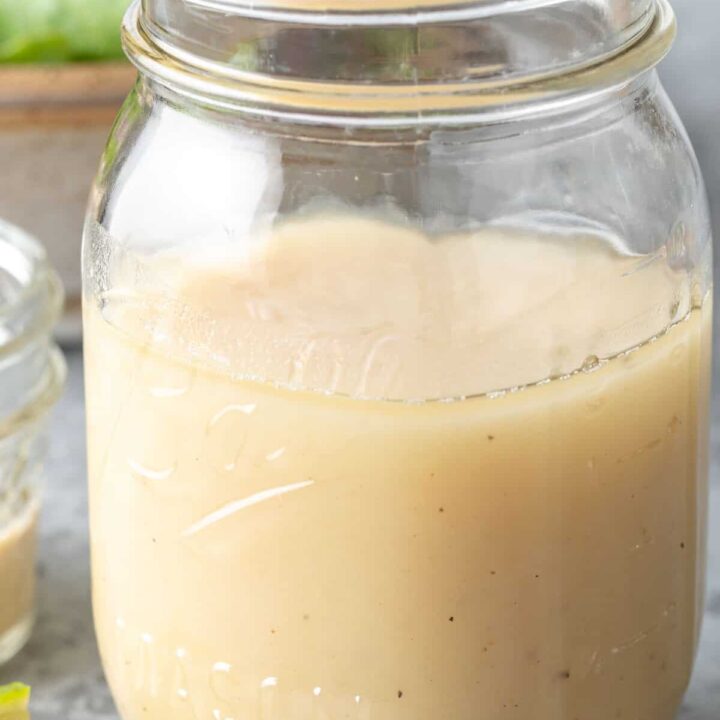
[85,217,711,720]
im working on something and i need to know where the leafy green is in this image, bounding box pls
[0,683,30,715]
[0,0,131,63]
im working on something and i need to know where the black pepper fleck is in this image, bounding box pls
[449,616,454,622]
[559,671,571,680]
[488,435,495,441]
[439,507,444,513]
[680,542,686,549]
[398,691,403,699]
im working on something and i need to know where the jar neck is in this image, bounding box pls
[139,70,661,154]
[124,0,674,127]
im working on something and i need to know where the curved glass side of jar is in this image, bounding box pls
[0,219,66,665]
[83,69,712,720]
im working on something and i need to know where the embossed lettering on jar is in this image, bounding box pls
[83,1,713,719]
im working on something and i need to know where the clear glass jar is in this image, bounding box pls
[0,219,65,665]
[83,1,713,719]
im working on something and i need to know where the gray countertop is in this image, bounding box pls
[0,351,718,719]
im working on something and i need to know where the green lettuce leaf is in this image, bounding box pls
[0,0,130,63]
[0,683,30,715]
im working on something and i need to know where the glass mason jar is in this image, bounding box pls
[83,1,713,719]
[0,219,65,664]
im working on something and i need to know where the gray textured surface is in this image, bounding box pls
[0,345,718,719]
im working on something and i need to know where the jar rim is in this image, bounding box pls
[124,0,675,126]
[148,0,645,25]
[143,0,655,26]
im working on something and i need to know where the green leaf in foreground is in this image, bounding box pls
[0,683,30,715]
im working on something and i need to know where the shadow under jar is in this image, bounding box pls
[82,1,713,719]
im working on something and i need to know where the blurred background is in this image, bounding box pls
[662,0,720,315]
[0,1,717,719]
[0,0,134,342]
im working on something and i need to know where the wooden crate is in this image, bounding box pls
[0,62,137,341]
